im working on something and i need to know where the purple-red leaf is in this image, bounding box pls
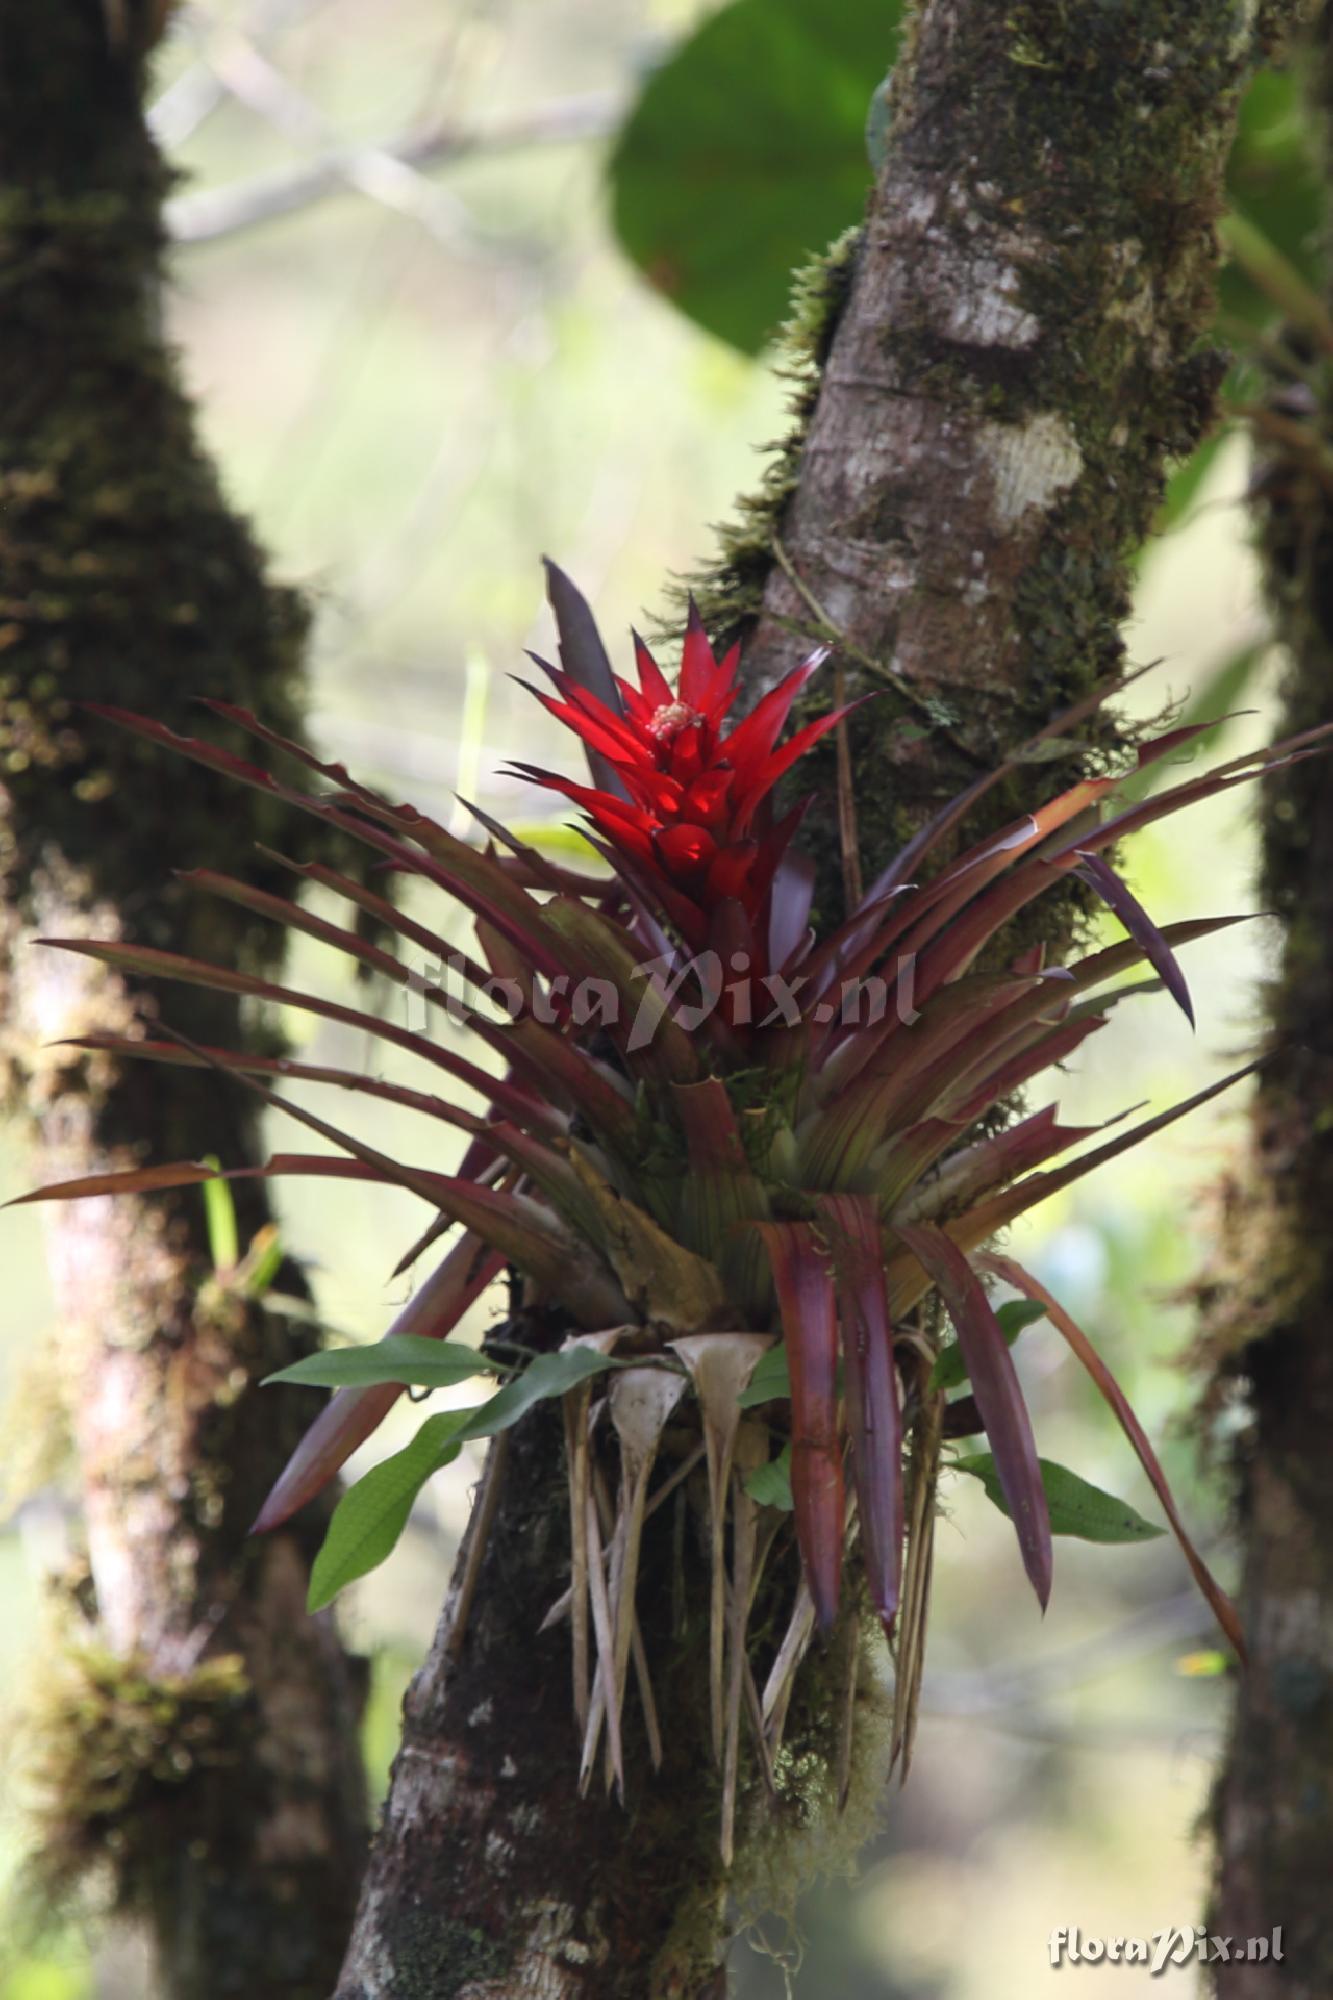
[543,559,631,802]
[953,1057,1265,1245]
[887,1103,1102,1225]
[895,1222,1051,1610]
[766,850,817,975]
[1075,852,1194,1027]
[754,1221,844,1629]
[7,1160,220,1205]
[58,1034,505,1140]
[86,704,575,981]
[158,1021,629,1328]
[815,1194,903,1636]
[37,936,559,1136]
[978,1254,1244,1660]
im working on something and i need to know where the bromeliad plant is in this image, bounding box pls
[18,563,1320,1846]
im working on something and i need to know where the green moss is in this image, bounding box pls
[19,1637,252,1915]
[380,1914,513,1997]
[666,227,862,648]
[728,1606,894,1958]
[0,1329,72,1520]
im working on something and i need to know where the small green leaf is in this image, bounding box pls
[930,1300,1045,1392]
[264,1334,506,1392]
[744,1441,794,1510]
[200,1155,238,1273]
[452,1345,624,1443]
[952,1453,1166,1544]
[306,1347,628,1608]
[307,1410,471,1611]
[996,1299,1048,1340]
[736,1342,792,1407]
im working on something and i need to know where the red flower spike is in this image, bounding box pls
[530,580,847,977]
[680,769,732,827]
[706,842,758,904]
[632,631,675,710]
[657,822,718,876]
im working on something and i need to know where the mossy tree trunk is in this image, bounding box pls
[334,7,1299,1996]
[0,6,367,1994]
[1205,14,1333,1994]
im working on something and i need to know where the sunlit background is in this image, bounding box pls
[1,1,1301,1992]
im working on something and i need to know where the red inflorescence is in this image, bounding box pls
[516,608,850,950]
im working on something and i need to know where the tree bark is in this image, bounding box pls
[0,6,367,1993]
[1206,15,1333,1993]
[335,6,1299,1996]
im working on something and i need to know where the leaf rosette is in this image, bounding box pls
[20,563,1324,1826]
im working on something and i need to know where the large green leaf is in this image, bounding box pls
[308,1410,472,1611]
[265,1334,506,1393]
[610,0,902,353]
[953,1453,1166,1545]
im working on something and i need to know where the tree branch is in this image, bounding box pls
[165,90,621,247]
[0,7,368,1989]
[1205,13,1333,1992]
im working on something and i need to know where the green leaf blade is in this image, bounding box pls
[609,0,903,352]
[744,1442,794,1511]
[451,1345,623,1444]
[265,1334,506,1392]
[307,1410,471,1611]
[953,1453,1166,1544]
[736,1341,792,1407]
[200,1155,239,1271]
[929,1299,1046,1393]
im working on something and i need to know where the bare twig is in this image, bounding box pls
[148,0,331,147]
[166,88,622,245]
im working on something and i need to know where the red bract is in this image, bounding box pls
[514,592,848,959]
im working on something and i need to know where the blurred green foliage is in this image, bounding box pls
[610,0,903,352]
[1222,64,1326,332]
